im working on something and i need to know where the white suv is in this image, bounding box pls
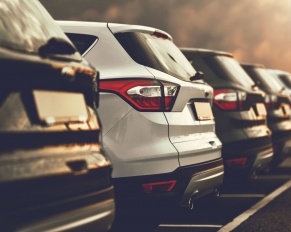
[59,21,224,231]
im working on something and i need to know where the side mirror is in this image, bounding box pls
[190,71,204,81]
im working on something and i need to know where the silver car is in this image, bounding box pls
[59,21,224,230]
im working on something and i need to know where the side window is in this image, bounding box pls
[66,33,98,55]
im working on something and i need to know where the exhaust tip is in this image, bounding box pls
[214,188,220,197]
[181,190,199,210]
[188,197,195,210]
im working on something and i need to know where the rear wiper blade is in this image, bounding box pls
[190,71,204,81]
[251,83,259,90]
[279,86,285,93]
[38,37,77,56]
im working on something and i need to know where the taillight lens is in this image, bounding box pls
[264,94,278,110]
[264,95,271,110]
[163,82,179,110]
[99,79,178,111]
[213,89,247,111]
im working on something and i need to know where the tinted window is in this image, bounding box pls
[255,68,283,92]
[279,74,291,88]
[212,56,255,89]
[115,32,196,81]
[66,33,98,55]
[0,0,71,53]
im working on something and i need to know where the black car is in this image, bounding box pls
[268,69,291,91]
[242,64,291,166]
[181,48,273,179]
[268,68,291,102]
[0,1,114,231]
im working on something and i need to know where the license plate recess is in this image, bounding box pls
[256,103,267,117]
[193,102,214,120]
[33,90,88,125]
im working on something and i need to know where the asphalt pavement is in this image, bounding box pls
[155,157,291,232]
[220,179,291,232]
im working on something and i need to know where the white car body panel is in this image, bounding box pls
[102,109,179,177]
[145,67,221,166]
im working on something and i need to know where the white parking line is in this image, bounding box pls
[159,224,223,228]
[218,179,291,232]
[252,175,291,180]
[220,194,265,198]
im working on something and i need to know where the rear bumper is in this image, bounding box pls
[282,139,291,157]
[252,146,274,171]
[179,164,224,205]
[271,130,291,164]
[222,136,273,177]
[2,187,115,232]
[113,158,224,208]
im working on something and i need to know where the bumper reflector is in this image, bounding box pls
[142,180,177,193]
[273,143,279,153]
[225,158,248,167]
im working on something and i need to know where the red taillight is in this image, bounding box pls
[213,89,246,111]
[264,95,271,110]
[99,79,178,111]
[153,30,170,40]
[265,103,271,110]
[264,94,278,110]
[225,158,248,167]
[142,180,177,193]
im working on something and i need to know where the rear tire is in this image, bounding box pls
[109,201,160,232]
[109,186,161,232]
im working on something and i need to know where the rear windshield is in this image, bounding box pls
[254,68,284,92]
[212,55,255,89]
[115,32,196,81]
[0,0,71,53]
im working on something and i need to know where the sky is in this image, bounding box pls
[40,0,291,73]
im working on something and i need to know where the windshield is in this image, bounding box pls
[115,32,196,81]
[0,0,72,53]
[214,56,255,89]
[255,68,284,92]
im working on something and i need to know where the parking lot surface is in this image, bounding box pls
[155,157,291,232]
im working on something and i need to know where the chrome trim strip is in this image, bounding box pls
[82,38,98,57]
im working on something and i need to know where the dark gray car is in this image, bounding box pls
[268,69,291,102]
[242,64,291,166]
[181,48,274,179]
